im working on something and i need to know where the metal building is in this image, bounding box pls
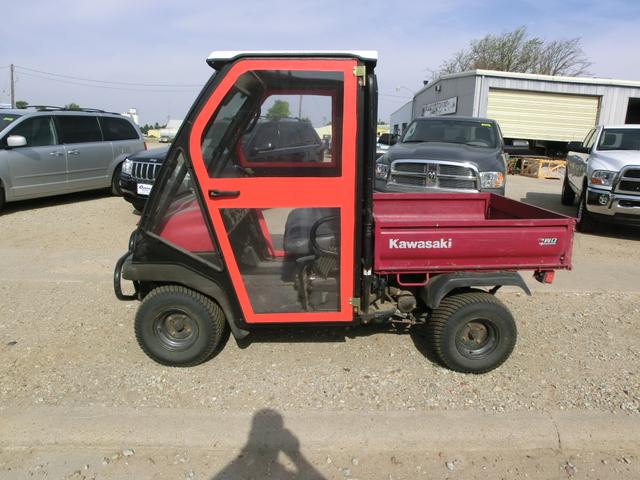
[390,69,640,145]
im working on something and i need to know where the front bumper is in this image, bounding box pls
[586,187,640,225]
[119,174,152,204]
[374,179,504,196]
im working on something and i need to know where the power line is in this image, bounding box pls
[14,65,202,88]
[16,71,201,93]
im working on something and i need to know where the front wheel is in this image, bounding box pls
[111,163,123,196]
[134,286,227,367]
[426,292,517,373]
[576,189,597,233]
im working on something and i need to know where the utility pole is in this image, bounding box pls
[10,64,15,108]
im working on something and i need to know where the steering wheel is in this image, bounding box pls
[309,215,339,257]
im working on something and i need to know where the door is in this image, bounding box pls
[3,115,67,199]
[56,115,114,190]
[487,88,600,142]
[188,58,358,324]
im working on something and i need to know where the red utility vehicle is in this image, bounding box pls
[114,51,575,373]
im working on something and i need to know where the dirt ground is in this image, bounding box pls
[0,174,639,479]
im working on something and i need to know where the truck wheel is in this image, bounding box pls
[111,164,123,196]
[426,292,516,374]
[560,175,575,206]
[0,182,5,212]
[576,190,597,233]
[132,199,147,212]
[134,285,227,367]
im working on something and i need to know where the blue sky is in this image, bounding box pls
[1,0,639,124]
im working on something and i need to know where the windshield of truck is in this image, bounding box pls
[402,119,498,148]
[598,128,640,151]
[0,113,22,132]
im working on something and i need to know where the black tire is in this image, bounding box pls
[426,292,517,374]
[561,175,575,206]
[576,189,597,233]
[132,199,147,212]
[111,163,123,196]
[0,181,5,212]
[134,285,227,367]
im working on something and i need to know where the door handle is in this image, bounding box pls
[209,189,240,198]
[49,151,63,157]
[68,149,80,155]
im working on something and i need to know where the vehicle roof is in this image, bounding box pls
[206,50,378,69]
[414,115,497,123]
[598,124,640,129]
[0,106,123,117]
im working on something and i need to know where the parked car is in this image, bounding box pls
[240,117,325,164]
[0,106,144,211]
[375,116,507,195]
[158,135,172,143]
[376,132,397,157]
[120,146,170,211]
[563,125,640,231]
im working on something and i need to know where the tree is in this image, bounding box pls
[434,26,590,78]
[64,102,81,111]
[15,100,29,109]
[266,100,291,120]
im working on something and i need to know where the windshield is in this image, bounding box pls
[0,113,22,132]
[598,128,640,151]
[402,119,498,148]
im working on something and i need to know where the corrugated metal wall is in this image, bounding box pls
[486,89,600,141]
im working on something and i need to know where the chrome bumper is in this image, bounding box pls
[586,187,640,217]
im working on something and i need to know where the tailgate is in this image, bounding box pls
[373,193,575,273]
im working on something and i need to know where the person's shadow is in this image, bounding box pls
[211,409,326,479]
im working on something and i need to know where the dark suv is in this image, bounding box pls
[120,146,170,211]
[375,116,508,195]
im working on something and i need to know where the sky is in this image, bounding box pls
[1,0,640,125]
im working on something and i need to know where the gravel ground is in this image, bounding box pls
[0,182,638,415]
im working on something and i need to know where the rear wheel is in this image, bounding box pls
[426,292,516,374]
[134,285,227,367]
[561,175,575,206]
[111,163,123,196]
[0,181,5,212]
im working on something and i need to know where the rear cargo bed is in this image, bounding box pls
[373,193,575,273]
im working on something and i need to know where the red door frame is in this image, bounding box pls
[188,58,358,324]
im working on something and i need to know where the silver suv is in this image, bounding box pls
[0,106,145,210]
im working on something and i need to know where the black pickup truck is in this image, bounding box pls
[375,116,508,196]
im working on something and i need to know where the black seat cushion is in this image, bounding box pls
[283,208,337,256]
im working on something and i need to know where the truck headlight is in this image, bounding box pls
[480,171,505,189]
[122,158,133,175]
[590,170,616,187]
[375,161,390,180]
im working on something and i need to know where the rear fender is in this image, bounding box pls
[421,271,531,309]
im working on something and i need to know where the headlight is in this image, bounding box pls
[375,161,390,180]
[590,170,616,187]
[122,158,133,175]
[480,171,505,189]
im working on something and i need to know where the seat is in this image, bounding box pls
[281,207,338,282]
[283,208,337,256]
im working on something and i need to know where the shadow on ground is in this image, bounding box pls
[0,189,113,215]
[210,409,326,480]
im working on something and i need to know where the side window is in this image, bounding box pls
[201,69,343,178]
[583,128,596,149]
[57,115,102,143]
[9,116,57,147]
[100,117,140,141]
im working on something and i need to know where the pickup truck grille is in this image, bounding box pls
[616,167,640,195]
[131,162,161,182]
[390,160,479,191]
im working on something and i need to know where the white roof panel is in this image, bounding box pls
[207,50,378,66]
